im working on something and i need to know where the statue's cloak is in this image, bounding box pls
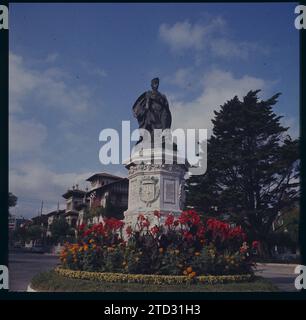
[132,91,172,132]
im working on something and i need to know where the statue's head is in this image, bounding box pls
[151,77,159,91]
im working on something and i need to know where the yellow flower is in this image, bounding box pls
[89,239,95,244]
[122,261,127,266]
[159,248,164,253]
[189,271,196,278]
[194,252,200,256]
[175,250,180,255]
[84,245,89,251]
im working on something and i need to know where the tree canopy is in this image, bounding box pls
[186,90,299,253]
[50,217,71,243]
[9,192,18,208]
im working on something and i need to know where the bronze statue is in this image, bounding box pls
[132,78,172,140]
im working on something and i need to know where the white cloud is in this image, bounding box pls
[169,69,266,135]
[45,53,59,63]
[9,116,47,155]
[92,68,107,78]
[9,161,94,218]
[9,54,37,113]
[9,52,93,115]
[159,19,268,60]
[9,52,107,217]
[9,160,129,218]
[160,21,206,51]
[79,60,107,78]
[165,67,197,90]
[159,18,225,52]
[281,116,299,139]
[211,39,269,59]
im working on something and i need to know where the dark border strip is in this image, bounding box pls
[0,1,9,271]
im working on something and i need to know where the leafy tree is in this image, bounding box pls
[13,226,28,242]
[26,225,43,241]
[282,206,299,245]
[50,217,70,243]
[104,197,124,220]
[9,192,17,208]
[186,91,299,255]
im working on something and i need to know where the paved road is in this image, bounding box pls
[8,253,299,292]
[9,253,60,292]
[254,263,299,292]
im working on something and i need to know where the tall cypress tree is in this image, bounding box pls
[186,90,299,253]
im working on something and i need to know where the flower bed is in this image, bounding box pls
[60,210,258,276]
[55,267,253,285]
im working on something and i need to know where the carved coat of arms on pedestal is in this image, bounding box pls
[139,176,160,207]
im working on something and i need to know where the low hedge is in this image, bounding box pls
[55,267,253,285]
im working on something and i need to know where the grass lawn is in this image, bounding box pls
[31,271,278,292]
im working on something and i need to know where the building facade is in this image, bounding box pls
[26,172,128,241]
[62,172,128,227]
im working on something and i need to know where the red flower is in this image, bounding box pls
[78,223,85,231]
[252,240,260,249]
[182,231,193,241]
[104,218,124,231]
[179,210,201,225]
[196,225,205,238]
[228,226,246,241]
[150,225,159,235]
[83,230,91,237]
[165,214,174,227]
[178,212,189,225]
[206,218,232,240]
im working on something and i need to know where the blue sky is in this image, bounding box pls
[9,3,300,218]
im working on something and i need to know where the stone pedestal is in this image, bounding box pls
[123,147,188,228]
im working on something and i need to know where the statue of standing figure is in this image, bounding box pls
[132,78,172,144]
